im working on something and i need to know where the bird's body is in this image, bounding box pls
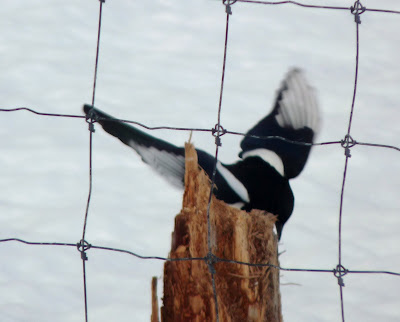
[83,68,320,239]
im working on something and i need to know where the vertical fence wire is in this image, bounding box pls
[336,3,364,321]
[204,3,234,320]
[80,1,105,321]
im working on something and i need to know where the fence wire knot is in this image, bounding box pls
[223,0,236,15]
[341,134,356,157]
[334,264,348,287]
[77,239,91,261]
[205,252,218,275]
[351,1,366,24]
[85,106,98,133]
[212,124,227,147]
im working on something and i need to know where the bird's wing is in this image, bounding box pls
[83,105,250,205]
[83,105,186,188]
[239,68,320,179]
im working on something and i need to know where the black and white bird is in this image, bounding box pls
[83,68,320,239]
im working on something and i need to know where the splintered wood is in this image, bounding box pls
[160,143,282,322]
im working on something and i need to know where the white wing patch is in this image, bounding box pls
[128,140,185,188]
[275,68,320,133]
[242,149,285,177]
[229,202,245,209]
[216,162,250,203]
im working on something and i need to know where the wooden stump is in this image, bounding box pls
[151,277,159,322]
[160,143,282,322]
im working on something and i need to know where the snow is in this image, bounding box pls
[1,0,399,321]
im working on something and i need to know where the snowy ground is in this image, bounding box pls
[1,1,399,321]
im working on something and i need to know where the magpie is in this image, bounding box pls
[83,68,320,239]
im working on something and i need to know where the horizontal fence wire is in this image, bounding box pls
[1,0,400,321]
[1,107,399,152]
[236,0,400,14]
[1,237,400,276]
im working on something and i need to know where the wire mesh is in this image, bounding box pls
[1,1,400,321]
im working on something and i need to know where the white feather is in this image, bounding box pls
[229,202,245,209]
[242,149,284,177]
[216,162,250,203]
[128,140,185,188]
[275,68,320,133]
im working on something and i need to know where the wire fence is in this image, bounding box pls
[1,0,400,321]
